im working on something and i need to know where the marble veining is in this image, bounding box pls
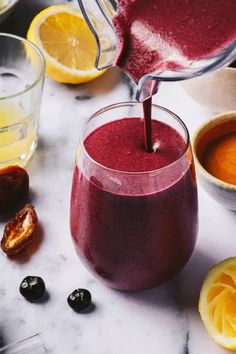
[0,0,236,353]
[183,332,189,354]
[75,95,93,101]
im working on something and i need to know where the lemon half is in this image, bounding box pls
[199,257,236,350]
[27,5,105,84]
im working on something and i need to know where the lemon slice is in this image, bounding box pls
[199,257,236,350]
[27,5,106,84]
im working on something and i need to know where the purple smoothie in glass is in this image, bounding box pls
[70,104,198,290]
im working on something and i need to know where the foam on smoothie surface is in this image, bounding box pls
[84,118,186,172]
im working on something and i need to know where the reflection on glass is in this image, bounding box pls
[0,334,46,354]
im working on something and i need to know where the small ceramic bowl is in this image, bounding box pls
[182,66,236,112]
[192,111,236,210]
[0,0,19,23]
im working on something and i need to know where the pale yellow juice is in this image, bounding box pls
[0,102,38,167]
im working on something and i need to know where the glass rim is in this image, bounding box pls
[0,32,46,101]
[0,0,18,15]
[80,101,190,176]
[0,333,46,353]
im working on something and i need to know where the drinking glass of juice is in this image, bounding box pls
[70,102,198,291]
[0,33,45,168]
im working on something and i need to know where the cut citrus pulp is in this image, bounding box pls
[27,5,106,84]
[199,257,236,350]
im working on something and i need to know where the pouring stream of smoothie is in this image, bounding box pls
[113,0,236,152]
[69,0,236,290]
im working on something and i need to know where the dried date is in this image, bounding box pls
[1,204,38,255]
[0,166,29,213]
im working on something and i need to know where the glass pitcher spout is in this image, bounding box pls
[77,0,117,70]
[78,0,236,102]
[136,40,236,101]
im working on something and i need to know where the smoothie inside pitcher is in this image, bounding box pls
[112,0,236,151]
[113,0,236,82]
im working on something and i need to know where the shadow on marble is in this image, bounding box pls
[109,249,216,313]
[28,289,50,305]
[177,248,218,309]
[112,280,180,311]
[0,196,31,223]
[66,67,122,98]
[6,222,45,264]
[0,329,6,349]
[0,206,26,223]
[26,138,52,177]
[71,302,96,315]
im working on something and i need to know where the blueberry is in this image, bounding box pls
[20,276,46,302]
[67,289,92,312]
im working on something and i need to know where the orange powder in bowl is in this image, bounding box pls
[203,131,236,185]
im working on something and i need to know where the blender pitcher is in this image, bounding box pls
[78,0,236,101]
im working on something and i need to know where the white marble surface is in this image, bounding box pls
[0,1,236,353]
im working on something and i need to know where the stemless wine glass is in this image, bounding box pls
[0,33,45,168]
[70,102,198,291]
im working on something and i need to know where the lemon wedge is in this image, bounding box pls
[27,5,105,84]
[199,257,236,350]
